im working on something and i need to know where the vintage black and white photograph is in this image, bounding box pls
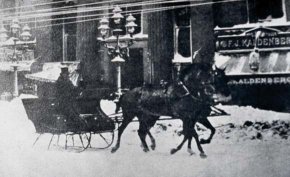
[0,0,290,176]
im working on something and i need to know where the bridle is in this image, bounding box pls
[178,69,217,103]
[177,80,209,102]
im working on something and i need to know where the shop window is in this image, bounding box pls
[63,2,77,61]
[249,0,284,23]
[174,5,191,58]
[214,1,248,27]
[214,0,285,27]
[51,0,77,61]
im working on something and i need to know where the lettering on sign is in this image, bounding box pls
[228,77,290,85]
[215,27,290,51]
[217,36,290,50]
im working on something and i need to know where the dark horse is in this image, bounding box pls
[111,63,230,157]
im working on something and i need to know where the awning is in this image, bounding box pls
[215,51,290,75]
[215,51,290,85]
[25,62,81,86]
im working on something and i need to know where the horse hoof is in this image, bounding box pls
[187,149,195,156]
[111,147,118,153]
[170,148,178,155]
[200,139,209,144]
[151,145,156,151]
[143,148,150,153]
[200,153,207,158]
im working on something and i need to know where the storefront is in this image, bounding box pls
[215,26,290,112]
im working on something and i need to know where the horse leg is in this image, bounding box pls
[171,135,188,155]
[146,117,158,150]
[147,130,156,150]
[192,129,207,158]
[171,121,190,154]
[187,136,195,155]
[138,120,150,152]
[111,113,134,153]
[198,118,216,144]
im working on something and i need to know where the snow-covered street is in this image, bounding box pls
[0,95,290,177]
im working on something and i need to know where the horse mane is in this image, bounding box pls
[179,63,211,81]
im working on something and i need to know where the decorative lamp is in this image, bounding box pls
[20,31,32,41]
[21,24,32,41]
[111,55,125,63]
[0,25,8,42]
[112,6,124,24]
[125,22,137,34]
[112,5,122,13]
[22,24,31,32]
[11,18,20,35]
[98,7,138,101]
[98,17,109,37]
[11,23,20,34]
[125,14,137,34]
[12,18,20,24]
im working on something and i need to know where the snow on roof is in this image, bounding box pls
[214,17,289,31]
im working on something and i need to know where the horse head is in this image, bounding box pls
[179,63,231,103]
[178,63,213,99]
[212,66,232,103]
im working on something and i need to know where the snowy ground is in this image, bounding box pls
[0,95,290,177]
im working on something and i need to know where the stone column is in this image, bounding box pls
[76,4,107,85]
[190,0,215,65]
[148,5,174,85]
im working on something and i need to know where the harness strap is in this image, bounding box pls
[137,105,166,117]
[178,81,201,101]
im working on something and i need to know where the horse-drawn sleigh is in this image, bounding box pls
[22,88,115,152]
[22,63,231,156]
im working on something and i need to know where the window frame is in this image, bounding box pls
[62,3,77,62]
[214,0,287,29]
[248,0,286,23]
[172,6,193,63]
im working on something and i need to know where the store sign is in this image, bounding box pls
[228,76,290,85]
[216,27,290,51]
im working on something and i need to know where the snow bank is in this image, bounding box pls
[0,96,289,177]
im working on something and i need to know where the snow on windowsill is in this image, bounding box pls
[172,53,192,64]
[215,17,289,31]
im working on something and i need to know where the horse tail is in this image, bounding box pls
[115,94,124,113]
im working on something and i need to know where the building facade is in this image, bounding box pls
[214,0,290,112]
[4,0,290,111]
[0,0,38,97]
[5,0,215,90]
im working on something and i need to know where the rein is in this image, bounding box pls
[177,80,207,102]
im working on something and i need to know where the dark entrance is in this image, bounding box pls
[122,48,144,89]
